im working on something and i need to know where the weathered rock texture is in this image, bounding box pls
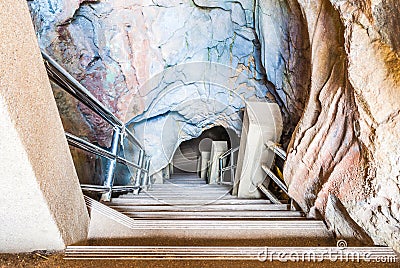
[325,194,374,246]
[255,0,311,142]
[125,62,269,172]
[280,0,400,251]
[28,0,280,174]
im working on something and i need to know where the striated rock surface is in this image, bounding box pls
[284,0,365,225]
[334,0,400,251]
[325,194,374,246]
[282,0,400,251]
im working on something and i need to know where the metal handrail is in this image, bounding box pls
[259,141,290,204]
[219,146,239,159]
[65,132,148,173]
[218,146,239,185]
[265,141,286,161]
[261,164,288,195]
[42,51,150,201]
[79,185,139,194]
[125,128,144,151]
[42,51,144,151]
[42,52,123,128]
[65,132,116,160]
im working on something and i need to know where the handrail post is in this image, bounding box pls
[218,158,223,184]
[100,128,121,202]
[141,158,151,190]
[230,150,234,184]
[133,149,145,195]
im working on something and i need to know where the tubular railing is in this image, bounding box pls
[218,146,239,185]
[263,141,302,210]
[265,141,286,161]
[257,141,289,204]
[42,51,150,201]
[264,141,288,194]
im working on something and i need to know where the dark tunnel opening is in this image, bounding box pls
[172,126,238,174]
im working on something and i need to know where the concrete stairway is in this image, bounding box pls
[111,176,302,220]
[66,174,399,264]
[84,173,335,248]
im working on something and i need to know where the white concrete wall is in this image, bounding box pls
[0,0,89,253]
[233,102,283,198]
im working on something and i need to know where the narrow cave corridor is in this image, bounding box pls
[171,126,234,174]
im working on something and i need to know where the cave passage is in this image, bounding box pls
[171,126,233,174]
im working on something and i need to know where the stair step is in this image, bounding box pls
[108,198,273,206]
[165,177,203,180]
[88,213,334,246]
[139,193,232,197]
[149,184,229,187]
[117,197,262,202]
[118,195,235,199]
[119,210,305,219]
[144,192,227,196]
[65,245,398,260]
[163,182,206,184]
[164,177,205,180]
[129,219,322,228]
[108,204,290,212]
[166,178,203,180]
[173,157,198,163]
[119,194,237,200]
[143,193,231,196]
[150,186,230,190]
[145,188,231,192]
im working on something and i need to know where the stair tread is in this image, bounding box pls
[120,210,305,219]
[108,204,290,212]
[108,199,273,205]
[128,219,325,227]
[65,245,398,260]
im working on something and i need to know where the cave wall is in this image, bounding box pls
[333,0,400,251]
[276,0,400,251]
[28,0,280,174]
[254,0,311,143]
